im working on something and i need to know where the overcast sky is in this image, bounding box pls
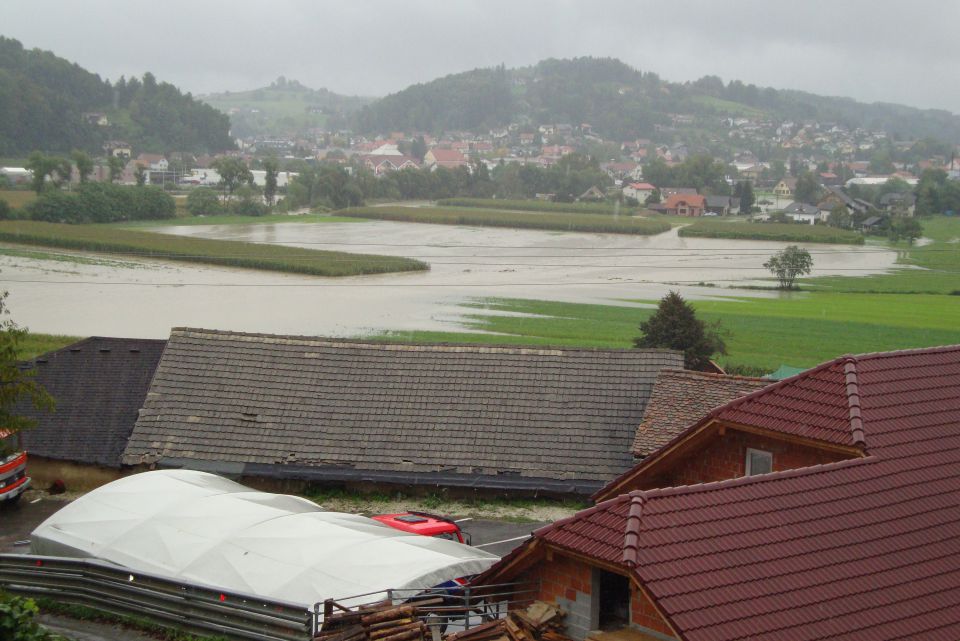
[5,0,958,113]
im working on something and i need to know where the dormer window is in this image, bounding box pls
[745,448,773,476]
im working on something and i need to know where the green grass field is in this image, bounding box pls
[380,293,960,372]
[0,220,427,277]
[679,219,864,244]
[113,212,365,228]
[340,206,671,235]
[0,190,37,209]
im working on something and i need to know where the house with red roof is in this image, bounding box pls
[423,147,470,171]
[475,345,960,641]
[359,154,419,176]
[662,194,706,216]
[622,182,656,203]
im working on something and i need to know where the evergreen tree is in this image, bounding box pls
[634,291,726,370]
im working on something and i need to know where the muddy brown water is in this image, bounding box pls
[2,222,898,338]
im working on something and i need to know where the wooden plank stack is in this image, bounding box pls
[444,601,571,641]
[314,599,441,641]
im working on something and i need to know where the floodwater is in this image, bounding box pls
[1,222,899,339]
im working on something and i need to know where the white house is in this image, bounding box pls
[622,182,656,202]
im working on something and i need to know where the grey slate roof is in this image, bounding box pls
[18,337,167,467]
[121,328,683,493]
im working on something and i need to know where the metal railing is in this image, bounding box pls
[312,580,540,637]
[0,554,311,641]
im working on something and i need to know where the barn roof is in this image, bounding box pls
[121,328,682,493]
[18,337,167,467]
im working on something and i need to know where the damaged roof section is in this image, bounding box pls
[122,328,683,493]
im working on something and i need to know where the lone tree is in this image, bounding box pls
[71,150,94,183]
[107,155,125,183]
[634,291,726,371]
[211,156,254,199]
[764,245,813,290]
[263,157,279,206]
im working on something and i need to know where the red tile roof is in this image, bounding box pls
[631,369,770,457]
[478,345,960,641]
[663,194,706,209]
[428,148,467,163]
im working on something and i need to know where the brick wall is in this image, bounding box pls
[654,430,850,488]
[515,554,676,641]
[630,583,676,639]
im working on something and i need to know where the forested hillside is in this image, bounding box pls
[355,57,960,142]
[0,37,233,155]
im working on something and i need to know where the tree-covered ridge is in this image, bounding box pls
[354,57,960,142]
[0,37,233,155]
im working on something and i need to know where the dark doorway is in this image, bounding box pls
[597,569,631,630]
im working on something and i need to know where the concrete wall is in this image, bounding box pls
[26,456,125,492]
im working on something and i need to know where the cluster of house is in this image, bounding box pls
[15,327,960,640]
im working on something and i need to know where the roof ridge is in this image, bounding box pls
[169,327,684,356]
[622,493,645,568]
[855,343,960,360]
[842,356,867,448]
[659,368,772,384]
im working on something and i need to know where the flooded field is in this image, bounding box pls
[2,222,899,338]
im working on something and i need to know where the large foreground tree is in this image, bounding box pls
[634,291,726,370]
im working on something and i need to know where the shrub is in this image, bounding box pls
[0,199,10,220]
[186,187,223,216]
[229,198,268,217]
[0,592,65,640]
[25,185,175,223]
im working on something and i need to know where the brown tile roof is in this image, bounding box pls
[663,194,706,209]
[121,328,682,493]
[477,344,960,640]
[631,369,770,457]
[18,337,167,467]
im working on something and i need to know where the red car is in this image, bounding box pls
[372,511,472,545]
[0,450,30,505]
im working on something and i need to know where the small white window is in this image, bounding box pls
[745,448,773,476]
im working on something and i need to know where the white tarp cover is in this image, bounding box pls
[30,470,498,608]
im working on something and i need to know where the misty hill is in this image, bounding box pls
[201,77,374,138]
[355,57,960,143]
[0,36,233,156]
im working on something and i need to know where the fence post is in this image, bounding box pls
[464,586,471,630]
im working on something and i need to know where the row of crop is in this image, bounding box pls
[435,198,638,215]
[678,220,865,244]
[0,221,428,276]
[339,206,671,235]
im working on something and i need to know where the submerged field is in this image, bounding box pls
[0,220,427,276]
[339,206,671,235]
[381,292,960,372]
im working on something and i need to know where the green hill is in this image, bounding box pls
[200,77,374,137]
[0,36,233,155]
[354,57,960,143]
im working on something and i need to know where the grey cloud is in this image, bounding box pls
[4,0,958,112]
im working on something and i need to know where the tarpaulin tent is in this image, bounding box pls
[31,470,498,608]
